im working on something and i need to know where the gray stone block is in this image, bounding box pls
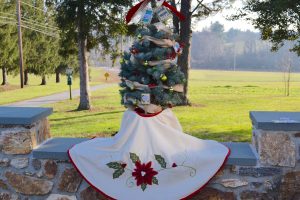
[222,142,258,166]
[33,138,258,166]
[0,107,53,125]
[250,111,300,131]
[33,138,89,160]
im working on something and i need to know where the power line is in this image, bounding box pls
[21,24,59,38]
[0,11,15,17]
[0,13,59,31]
[0,20,17,25]
[21,1,45,13]
[22,19,59,31]
[0,15,16,22]
[0,20,59,38]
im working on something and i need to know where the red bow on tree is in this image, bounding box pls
[126,0,185,24]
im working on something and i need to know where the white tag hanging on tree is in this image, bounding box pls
[155,6,172,23]
[173,42,183,55]
[141,93,151,104]
[142,6,153,24]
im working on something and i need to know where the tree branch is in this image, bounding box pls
[191,0,204,15]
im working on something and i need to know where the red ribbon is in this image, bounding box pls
[126,0,185,24]
[162,1,185,21]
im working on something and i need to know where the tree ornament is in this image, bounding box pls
[138,34,143,40]
[141,93,151,104]
[169,86,174,92]
[160,74,167,81]
[144,60,149,66]
[131,48,139,54]
[120,58,125,64]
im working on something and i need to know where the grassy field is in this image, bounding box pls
[0,67,113,105]
[47,70,300,142]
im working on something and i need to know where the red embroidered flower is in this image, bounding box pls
[132,161,158,186]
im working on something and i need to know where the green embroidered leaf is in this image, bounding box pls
[113,168,125,179]
[107,162,122,169]
[152,177,158,185]
[155,154,166,168]
[141,183,147,191]
[130,152,140,163]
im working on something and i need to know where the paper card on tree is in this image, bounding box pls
[153,22,173,34]
[173,42,180,52]
[141,93,151,104]
[155,6,172,22]
[142,7,153,24]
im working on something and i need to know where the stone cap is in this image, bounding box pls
[250,111,300,131]
[33,138,258,166]
[0,107,53,125]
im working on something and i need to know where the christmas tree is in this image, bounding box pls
[119,3,186,113]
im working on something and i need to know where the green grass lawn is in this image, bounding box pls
[47,69,300,142]
[0,67,106,105]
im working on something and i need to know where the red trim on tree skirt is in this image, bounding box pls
[68,141,231,199]
[134,108,163,117]
[181,146,231,200]
[68,148,116,200]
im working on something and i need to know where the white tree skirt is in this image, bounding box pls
[68,109,230,200]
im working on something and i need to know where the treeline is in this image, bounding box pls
[0,1,77,86]
[191,22,300,72]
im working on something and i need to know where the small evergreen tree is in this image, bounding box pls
[119,22,186,113]
[0,2,18,85]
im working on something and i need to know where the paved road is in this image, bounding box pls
[5,83,116,107]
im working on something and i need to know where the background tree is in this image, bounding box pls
[48,0,132,110]
[232,0,300,55]
[0,1,18,85]
[22,0,60,85]
[173,0,233,104]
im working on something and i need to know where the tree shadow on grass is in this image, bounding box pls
[51,110,124,122]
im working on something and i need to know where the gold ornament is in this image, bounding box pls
[160,74,167,81]
[144,60,149,66]
[169,87,174,92]
[120,58,124,64]
[138,34,142,40]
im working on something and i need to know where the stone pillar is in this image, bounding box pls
[250,111,300,167]
[0,107,53,154]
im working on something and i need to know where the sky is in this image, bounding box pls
[193,1,257,32]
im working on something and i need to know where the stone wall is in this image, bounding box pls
[0,149,299,200]
[0,109,300,199]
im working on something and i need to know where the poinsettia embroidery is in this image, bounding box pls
[106,152,196,191]
[132,161,158,190]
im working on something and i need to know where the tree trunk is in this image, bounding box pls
[24,69,29,85]
[77,3,91,110]
[178,0,192,105]
[41,75,46,85]
[56,71,60,83]
[1,67,8,85]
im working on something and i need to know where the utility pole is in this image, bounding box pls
[16,0,24,88]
